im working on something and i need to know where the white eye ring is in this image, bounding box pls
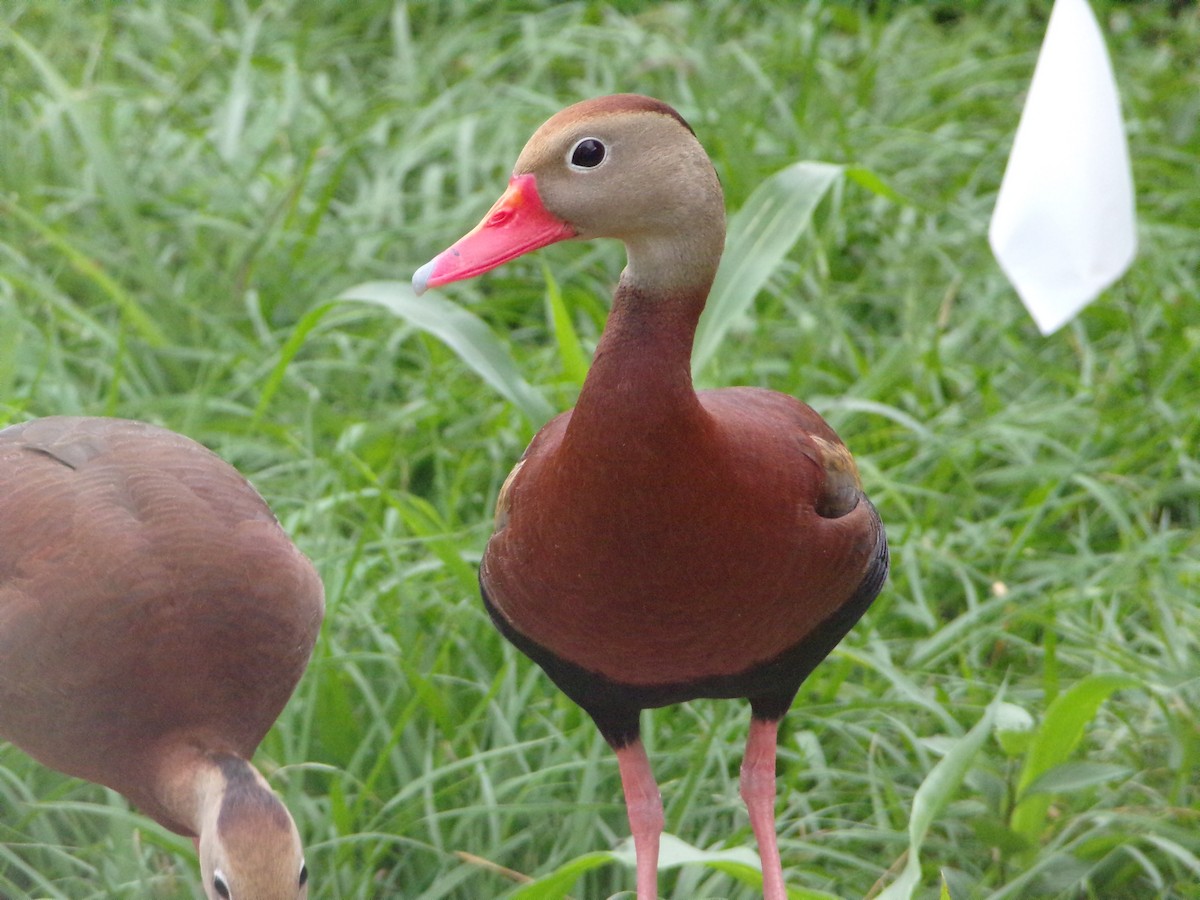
[567,137,608,171]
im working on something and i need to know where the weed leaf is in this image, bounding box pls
[1010,673,1140,843]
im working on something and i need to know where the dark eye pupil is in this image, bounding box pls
[299,864,308,886]
[213,875,231,899]
[571,139,605,168]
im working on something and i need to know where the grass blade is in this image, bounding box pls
[342,280,553,424]
[253,301,336,422]
[216,10,263,162]
[0,196,165,347]
[1,22,137,233]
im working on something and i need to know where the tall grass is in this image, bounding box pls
[1,1,1198,897]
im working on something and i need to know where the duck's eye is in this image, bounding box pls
[299,862,309,886]
[213,871,231,899]
[569,138,606,169]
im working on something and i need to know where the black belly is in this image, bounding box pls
[480,503,889,748]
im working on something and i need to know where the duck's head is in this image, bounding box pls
[414,94,725,297]
[195,756,309,900]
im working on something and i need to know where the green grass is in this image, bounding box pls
[2,1,1198,897]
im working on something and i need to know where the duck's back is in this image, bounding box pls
[0,417,323,808]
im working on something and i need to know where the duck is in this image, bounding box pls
[413,94,888,900]
[0,416,324,900]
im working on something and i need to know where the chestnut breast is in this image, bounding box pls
[481,387,878,686]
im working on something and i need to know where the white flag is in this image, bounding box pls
[988,0,1137,335]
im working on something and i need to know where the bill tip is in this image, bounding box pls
[412,259,436,296]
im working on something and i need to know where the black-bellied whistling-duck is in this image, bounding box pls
[413,94,887,899]
[0,416,324,900]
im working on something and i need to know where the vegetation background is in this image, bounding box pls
[1,1,1197,897]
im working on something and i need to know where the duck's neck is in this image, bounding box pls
[152,745,228,837]
[568,269,713,448]
[153,747,281,837]
[564,194,725,450]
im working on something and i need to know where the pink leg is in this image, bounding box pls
[615,739,663,900]
[740,718,786,900]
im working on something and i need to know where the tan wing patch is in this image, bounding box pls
[494,458,526,531]
[810,435,862,519]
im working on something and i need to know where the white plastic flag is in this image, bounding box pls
[989,0,1137,335]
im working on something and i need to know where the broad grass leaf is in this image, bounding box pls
[692,161,842,376]
[1141,833,1200,880]
[969,816,1033,856]
[507,833,841,899]
[505,851,613,899]
[1010,673,1140,843]
[342,280,553,424]
[876,693,1003,900]
[614,834,839,900]
[1020,761,1130,797]
[994,701,1036,757]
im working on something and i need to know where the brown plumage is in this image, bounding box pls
[414,94,887,899]
[0,416,323,900]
